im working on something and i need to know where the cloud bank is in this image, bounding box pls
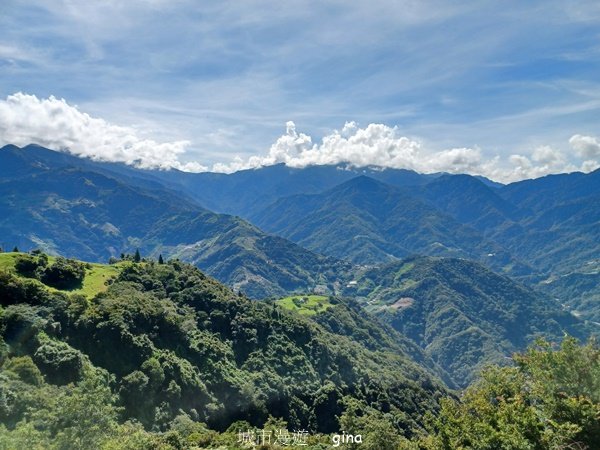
[0,93,206,171]
[1,93,598,182]
[213,121,599,183]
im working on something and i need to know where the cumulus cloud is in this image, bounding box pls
[503,146,578,181]
[213,121,600,182]
[214,121,425,173]
[569,134,600,173]
[0,92,206,171]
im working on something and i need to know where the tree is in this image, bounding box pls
[158,254,164,265]
[30,375,121,448]
[12,246,19,253]
[419,337,600,449]
[4,356,44,386]
[41,257,86,289]
[37,253,48,267]
[134,249,141,263]
[14,255,42,277]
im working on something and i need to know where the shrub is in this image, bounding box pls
[40,257,86,289]
[33,339,84,385]
[14,255,42,278]
[4,356,43,386]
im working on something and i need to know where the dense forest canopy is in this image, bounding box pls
[0,252,443,448]
[0,252,598,449]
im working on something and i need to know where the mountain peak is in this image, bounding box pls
[0,144,21,152]
[328,174,393,195]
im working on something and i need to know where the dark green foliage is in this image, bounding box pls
[338,397,406,450]
[133,249,141,263]
[33,338,84,385]
[0,271,55,306]
[0,257,447,442]
[3,356,43,386]
[40,257,86,289]
[0,371,122,449]
[12,255,85,290]
[413,337,600,449]
[158,254,164,264]
[14,254,45,277]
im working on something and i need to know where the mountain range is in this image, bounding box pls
[249,175,526,274]
[1,143,598,386]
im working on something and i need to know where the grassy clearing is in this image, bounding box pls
[0,252,123,298]
[0,252,21,272]
[69,262,123,298]
[277,294,333,316]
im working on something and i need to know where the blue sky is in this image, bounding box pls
[1,0,600,180]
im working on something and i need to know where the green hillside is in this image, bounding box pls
[345,256,589,387]
[2,254,598,448]
[0,253,447,447]
[0,252,122,298]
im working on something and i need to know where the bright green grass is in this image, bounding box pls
[69,262,123,298]
[0,252,20,272]
[0,252,124,299]
[277,294,332,316]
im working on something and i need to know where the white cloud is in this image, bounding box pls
[425,147,487,174]
[213,121,600,182]
[213,121,423,173]
[0,44,38,64]
[569,134,600,159]
[0,93,206,171]
[568,134,600,173]
[502,146,578,181]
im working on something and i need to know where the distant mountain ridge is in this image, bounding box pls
[150,162,446,217]
[249,175,526,274]
[2,144,599,321]
[2,143,596,388]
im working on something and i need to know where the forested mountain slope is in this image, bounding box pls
[0,252,447,436]
[250,176,528,275]
[344,256,588,386]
